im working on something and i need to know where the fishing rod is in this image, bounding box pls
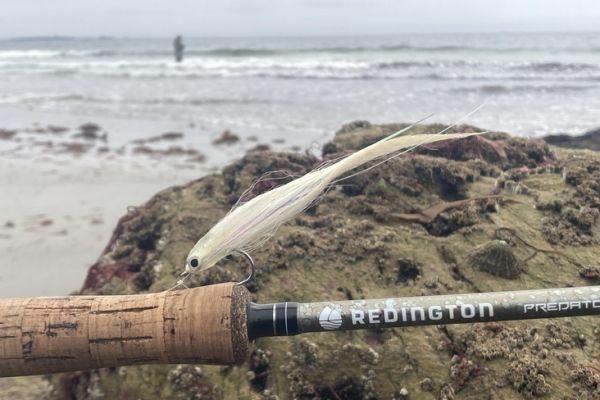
[0,282,598,377]
[0,114,503,378]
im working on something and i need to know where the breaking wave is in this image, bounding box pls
[2,58,600,82]
[4,43,600,60]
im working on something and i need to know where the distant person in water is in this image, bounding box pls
[174,35,184,62]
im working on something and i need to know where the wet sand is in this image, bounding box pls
[0,117,300,296]
[0,157,203,296]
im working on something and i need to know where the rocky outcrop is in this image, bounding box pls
[544,127,600,151]
[54,123,599,399]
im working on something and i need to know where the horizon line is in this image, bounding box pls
[1,29,600,40]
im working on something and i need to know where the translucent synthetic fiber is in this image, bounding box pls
[184,128,483,273]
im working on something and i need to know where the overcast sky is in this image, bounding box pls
[1,0,600,38]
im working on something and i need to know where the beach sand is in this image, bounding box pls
[0,156,202,296]
[0,115,302,297]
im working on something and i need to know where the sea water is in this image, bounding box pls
[1,32,599,143]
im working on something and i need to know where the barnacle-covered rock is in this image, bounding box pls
[48,122,600,400]
[465,240,523,279]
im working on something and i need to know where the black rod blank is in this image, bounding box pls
[248,285,600,339]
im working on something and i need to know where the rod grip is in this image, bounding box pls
[0,283,250,377]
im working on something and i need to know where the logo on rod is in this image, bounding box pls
[318,306,342,330]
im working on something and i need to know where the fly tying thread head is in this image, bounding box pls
[169,249,255,291]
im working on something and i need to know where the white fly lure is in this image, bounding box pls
[179,118,484,284]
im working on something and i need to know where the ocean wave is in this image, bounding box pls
[510,61,598,72]
[0,49,114,59]
[0,92,273,106]
[68,69,600,81]
[412,72,600,82]
[0,46,415,59]
[375,60,437,68]
[451,84,595,94]
[4,42,600,60]
[3,82,594,112]
[2,57,600,82]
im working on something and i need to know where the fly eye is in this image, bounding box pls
[188,257,200,269]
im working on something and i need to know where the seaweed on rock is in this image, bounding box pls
[53,122,600,400]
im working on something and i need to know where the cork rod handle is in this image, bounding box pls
[0,283,250,377]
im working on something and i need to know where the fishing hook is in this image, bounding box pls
[169,271,191,291]
[233,249,255,286]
